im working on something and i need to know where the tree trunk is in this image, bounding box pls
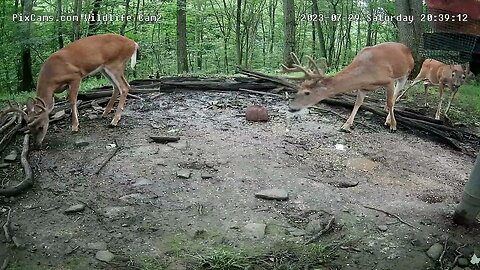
[176,0,188,73]
[134,0,140,32]
[311,0,326,58]
[268,0,277,54]
[17,0,34,92]
[72,0,82,40]
[56,0,64,48]
[236,0,242,66]
[88,0,101,35]
[395,0,424,75]
[120,0,130,35]
[282,0,295,66]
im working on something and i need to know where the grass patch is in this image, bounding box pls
[190,247,249,270]
[137,256,169,270]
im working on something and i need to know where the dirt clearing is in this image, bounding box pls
[0,90,479,270]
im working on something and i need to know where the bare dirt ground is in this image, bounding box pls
[1,89,479,270]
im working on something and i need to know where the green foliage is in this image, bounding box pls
[191,247,249,270]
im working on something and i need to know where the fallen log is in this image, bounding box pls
[0,135,33,197]
[150,136,180,144]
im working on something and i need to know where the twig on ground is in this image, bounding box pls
[451,244,466,269]
[362,205,419,230]
[237,88,284,98]
[0,257,9,270]
[305,216,335,244]
[0,135,34,197]
[94,140,121,175]
[439,237,449,269]
[2,207,12,242]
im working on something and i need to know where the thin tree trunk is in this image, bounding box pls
[176,0,188,73]
[72,0,82,40]
[236,0,242,66]
[88,0,101,35]
[134,0,140,32]
[120,0,130,35]
[17,0,34,92]
[312,0,326,58]
[56,0,64,48]
[282,0,295,66]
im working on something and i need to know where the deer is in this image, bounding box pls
[26,33,138,148]
[395,59,474,120]
[281,42,414,132]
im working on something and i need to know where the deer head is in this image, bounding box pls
[26,97,50,148]
[281,52,328,112]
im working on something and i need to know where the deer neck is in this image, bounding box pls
[322,66,368,96]
[36,79,56,112]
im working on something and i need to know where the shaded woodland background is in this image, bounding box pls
[1,0,424,94]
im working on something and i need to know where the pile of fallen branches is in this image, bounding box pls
[0,104,33,197]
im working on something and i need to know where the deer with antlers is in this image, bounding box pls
[26,34,138,148]
[282,42,414,132]
[395,59,475,120]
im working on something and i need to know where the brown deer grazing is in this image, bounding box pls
[282,42,414,132]
[26,34,138,148]
[395,59,474,119]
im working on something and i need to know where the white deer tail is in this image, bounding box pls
[130,43,138,69]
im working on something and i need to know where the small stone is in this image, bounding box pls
[426,243,444,260]
[64,204,85,213]
[95,250,115,262]
[0,163,10,169]
[87,114,98,120]
[458,257,470,267]
[132,178,153,187]
[103,206,132,219]
[75,139,89,147]
[4,151,17,162]
[378,225,388,232]
[176,169,191,179]
[201,173,213,179]
[119,193,146,201]
[289,229,306,236]
[255,188,289,201]
[87,242,107,250]
[52,110,66,120]
[244,223,266,239]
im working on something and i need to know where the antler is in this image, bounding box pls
[280,52,324,80]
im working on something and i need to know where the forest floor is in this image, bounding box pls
[0,87,479,270]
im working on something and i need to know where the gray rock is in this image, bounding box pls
[75,139,89,147]
[132,178,153,187]
[305,220,323,234]
[119,193,146,201]
[87,242,107,250]
[87,114,98,120]
[95,250,115,262]
[64,204,85,213]
[201,173,213,179]
[457,257,470,267]
[176,169,191,179]
[0,163,10,169]
[4,151,17,162]
[426,243,444,260]
[378,225,388,232]
[255,188,289,201]
[244,223,266,239]
[289,229,306,236]
[103,206,133,219]
[169,140,188,149]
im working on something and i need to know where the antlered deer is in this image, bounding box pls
[26,34,138,148]
[395,59,474,119]
[282,42,414,132]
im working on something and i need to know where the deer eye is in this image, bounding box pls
[304,91,311,96]
[451,73,455,77]
[462,74,466,79]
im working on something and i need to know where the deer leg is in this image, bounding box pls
[445,87,459,116]
[68,79,81,132]
[101,70,120,117]
[384,81,397,132]
[341,90,366,132]
[423,83,430,107]
[435,84,445,120]
[395,79,417,102]
[109,71,130,127]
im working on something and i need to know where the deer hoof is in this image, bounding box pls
[340,125,352,133]
[389,128,397,133]
[72,126,79,132]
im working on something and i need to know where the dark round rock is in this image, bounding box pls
[245,105,269,122]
